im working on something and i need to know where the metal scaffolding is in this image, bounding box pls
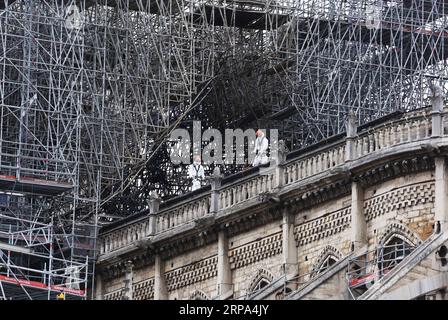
[0,0,446,299]
[346,240,416,299]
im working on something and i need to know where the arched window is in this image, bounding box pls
[311,246,342,278]
[377,235,414,275]
[247,269,274,296]
[316,255,338,275]
[190,290,209,300]
[251,278,270,292]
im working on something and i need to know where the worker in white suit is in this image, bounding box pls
[188,155,205,191]
[252,130,269,166]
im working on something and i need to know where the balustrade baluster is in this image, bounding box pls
[406,122,411,141]
[378,129,384,150]
[369,134,374,153]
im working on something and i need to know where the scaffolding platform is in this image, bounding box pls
[296,17,448,49]
[82,0,170,13]
[0,175,73,196]
[192,5,288,30]
[0,275,85,300]
[0,242,32,255]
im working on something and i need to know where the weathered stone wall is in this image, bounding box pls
[301,269,348,300]
[165,243,218,299]
[103,274,126,300]
[132,265,155,300]
[229,220,283,299]
[294,195,352,277]
[103,265,156,300]
[364,171,435,252]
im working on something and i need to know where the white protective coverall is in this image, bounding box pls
[188,162,205,191]
[252,135,269,166]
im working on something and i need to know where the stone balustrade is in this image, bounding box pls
[284,142,346,185]
[219,172,276,210]
[100,219,149,255]
[98,106,442,257]
[353,113,431,158]
[99,194,211,255]
[155,194,211,233]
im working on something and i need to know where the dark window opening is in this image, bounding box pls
[251,278,271,294]
[378,236,414,276]
[317,255,338,275]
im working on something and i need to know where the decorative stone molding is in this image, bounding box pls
[229,232,282,270]
[248,268,274,292]
[104,288,124,300]
[165,255,218,292]
[190,290,210,300]
[133,278,155,300]
[364,182,435,222]
[378,221,423,247]
[310,245,342,278]
[357,156,434,189]
[294,208,351,246]
[284,180,352,213]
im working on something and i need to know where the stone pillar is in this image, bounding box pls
[148,192,161,235]
[345,110,358,161]
[434,157,448,228]
[430,83,444,138]
[351,181,367,251]
[154,254,168,300]
[216,230,232,297]
[282,209,298,278]
[94,272,104,300]
[210,167,222,214]
[272,140,288,189]
[123,261,133,300]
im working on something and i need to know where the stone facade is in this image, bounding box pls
[95,105,448,300]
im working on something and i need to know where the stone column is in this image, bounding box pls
[272,140,288,190]
[94,272,104,300]
[148,192,161,235]
[210,167,222,214]
[282,208,298,278]
[216,230,232,297]
[430,84,444,138]
[123,261,133,300]
[434,157,448,228]
[351,181,367,251]
[345,110,358,161]
[154,254,168,300]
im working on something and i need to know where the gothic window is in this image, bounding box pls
[377,235,414,275]
[316,255,338,275]
[311,246,342,278]
[251,278,270,293]
[190,290,209,300]
[248,269,274,296]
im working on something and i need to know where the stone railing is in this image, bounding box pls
[353,110,431,158]
[100,219,149,255]
[98,106,443,257]
[284,141,346,185]
[155,193,211,233]
[99,193,211,255]
[219,171,276,210]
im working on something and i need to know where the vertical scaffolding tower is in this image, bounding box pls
[0,0,446,299]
